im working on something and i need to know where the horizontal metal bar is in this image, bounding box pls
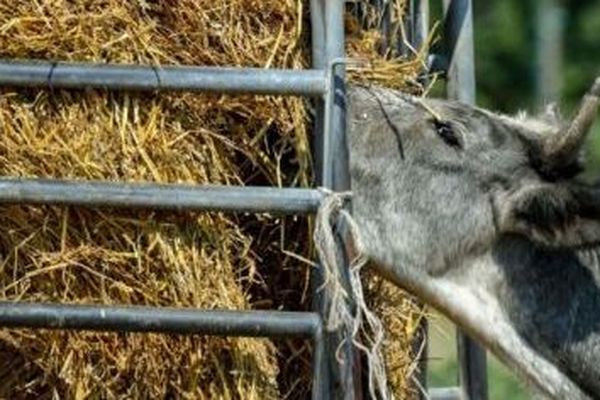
[0,302,321,338]
[0,178,322,214]
[429,387,462,400]
[0,60,328,96]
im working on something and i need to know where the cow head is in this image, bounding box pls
[347,78,600,399]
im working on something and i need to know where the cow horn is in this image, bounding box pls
[543,77,600,169]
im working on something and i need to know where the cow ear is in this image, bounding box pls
[498,183,600,248]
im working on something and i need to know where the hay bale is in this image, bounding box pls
[0,0,425,398]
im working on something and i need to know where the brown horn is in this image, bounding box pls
[543,77,600,169]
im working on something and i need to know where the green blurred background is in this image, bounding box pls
[426,0,600,398]
[472,0,600,173]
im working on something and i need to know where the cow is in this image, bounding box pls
[346,77,600,399]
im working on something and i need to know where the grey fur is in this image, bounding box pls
[347,83,600,399]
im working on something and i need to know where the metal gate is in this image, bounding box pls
[0,1,488,399]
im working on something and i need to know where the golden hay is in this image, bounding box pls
[0,0,425,398]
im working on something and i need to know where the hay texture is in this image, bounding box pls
[0,0,425,398]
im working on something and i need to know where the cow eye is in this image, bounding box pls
[433,120,461,148]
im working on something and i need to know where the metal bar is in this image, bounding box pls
[311,0,327,184]
[309,1,331,399]
[0,61,327,96]
[322,1,358,399]
[310,1,327,71]
[323,2,350,192]
[442,1,488,399]
[0,302,320,338]
[429,387,462,400]
[311,321,326,400]
[379,0,392,56]
[0,301,327,399]
[413,317,429,400]
[456,334,487,400]
[443,0,476,102]
[410,0,430,52]
[0,178,322,215]
[534,0,564,105]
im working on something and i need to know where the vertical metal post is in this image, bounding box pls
[309,3,328,398]
[443,0,476,102]
[312,322,327,400]
[379,0,392,56]
[401,0,430,57]
[323,0,350,192]
[442,1,488,400]
[324,0,359,395]
[311,0,327,185]
[311,0,358,399]
[409,0,430,52]
[310,2,331,399]
[535,0,564,105]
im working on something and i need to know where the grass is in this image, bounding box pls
[428,313,530,400]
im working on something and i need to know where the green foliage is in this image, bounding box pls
[474,0,536,111]
[472,0,600,112]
